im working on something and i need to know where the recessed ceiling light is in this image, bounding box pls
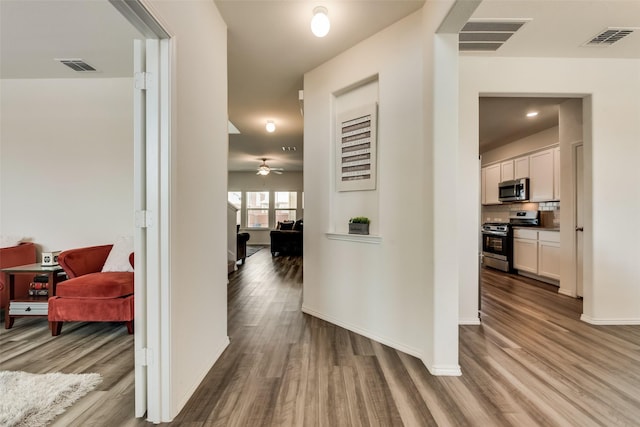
[526,111,539,118]
[266,120,276,133]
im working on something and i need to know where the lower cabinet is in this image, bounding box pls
[513,229,560,281]
[513,233,538,274]
[538,232,561,280]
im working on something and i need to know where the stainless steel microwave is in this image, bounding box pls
[498,178,529,202]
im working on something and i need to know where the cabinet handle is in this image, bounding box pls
[575,226,584,232]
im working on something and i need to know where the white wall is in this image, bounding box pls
[0,78,133,253]
[304,4,461,375]
[229,171,303,244]
[147,0,229,419]
[481,126,558,165]
[460,56,640,324]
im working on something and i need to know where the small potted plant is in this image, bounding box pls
[349,217,370,235]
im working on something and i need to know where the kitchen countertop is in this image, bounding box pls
[512,225,560,231]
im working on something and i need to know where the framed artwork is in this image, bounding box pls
[336,103,377,192]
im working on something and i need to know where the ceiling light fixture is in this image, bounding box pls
[311,6,330,38]
[265,120,276,133]
[257,159,271,176]
[526,111,539,118]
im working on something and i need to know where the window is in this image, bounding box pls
[275,191,297,223]
[246,191,269,228]
[228,191,241,225]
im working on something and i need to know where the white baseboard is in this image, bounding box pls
[580,314,640,325]
[558,287,577,297]
[459,318,481,325]
[427,364,462,376]
[301,305,422,359]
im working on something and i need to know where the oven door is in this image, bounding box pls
[482,232,508,260]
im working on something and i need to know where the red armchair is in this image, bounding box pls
[1,242,37,310]
[48,244,134,336]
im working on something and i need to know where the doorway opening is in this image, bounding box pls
[478,95,588,313]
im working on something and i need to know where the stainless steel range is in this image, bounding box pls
[481,222,512,272]
[481,210,539,273]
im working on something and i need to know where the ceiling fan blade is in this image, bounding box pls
[273,170,283,175]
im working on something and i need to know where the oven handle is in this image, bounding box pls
[482,230,508,236]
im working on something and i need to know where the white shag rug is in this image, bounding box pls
[0,371,102,427]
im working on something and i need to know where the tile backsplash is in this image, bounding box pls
[482,201,560,227]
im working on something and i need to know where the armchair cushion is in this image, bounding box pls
[277,221,295,230]
[58,245,113,278]
[55,272,134,299]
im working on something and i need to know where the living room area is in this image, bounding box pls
[228,170,304,261]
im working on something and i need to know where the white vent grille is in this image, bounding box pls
[585,28,635,46]
[459,20,530,52]
[56,59,97,72]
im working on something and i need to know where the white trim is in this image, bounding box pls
[301,305,421,358]
[325,233,382,244]
[427,364,462,376]
[580,314,640,325]
[459,318,481,325]
[158,37,172,423]
[558,288,576,298]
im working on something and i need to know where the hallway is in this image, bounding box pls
[168,252,640,426]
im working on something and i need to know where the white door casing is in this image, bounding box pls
[110,0,171,422]
[576,144,584,297]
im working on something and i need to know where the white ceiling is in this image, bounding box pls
[2,0,639,172]
[0,1,143,78]
[216,0,425,172]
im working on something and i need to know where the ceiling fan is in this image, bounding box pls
[256,158,284,176]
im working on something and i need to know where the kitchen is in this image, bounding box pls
[479,96,583,297]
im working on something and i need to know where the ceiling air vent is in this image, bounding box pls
[56,59,97,72]
[459,20,529,52]
[584,28,635,46]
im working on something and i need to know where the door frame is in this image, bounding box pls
[110,0,171,422]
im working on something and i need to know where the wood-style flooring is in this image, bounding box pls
[2,249,639,426]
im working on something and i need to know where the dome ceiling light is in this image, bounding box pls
[311,6,330,38]
[265,120,276,133]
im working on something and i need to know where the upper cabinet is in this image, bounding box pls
[482,146,560,205]
[482,163,501,205]
[501,161,514,182]
[530,147,560,202]
[514,156,529,179]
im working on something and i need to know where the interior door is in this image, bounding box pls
[575,144,584,297]
[133,39,148,418]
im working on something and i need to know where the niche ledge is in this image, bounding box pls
[325,232,382,244]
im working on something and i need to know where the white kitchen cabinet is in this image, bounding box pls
[501,160,514,182]
[514,156,529,179]
[482,164,501,205]
[513,229,538,274]
[529,148,555,202]
[538,231,561,280]
[513,228,561,281]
